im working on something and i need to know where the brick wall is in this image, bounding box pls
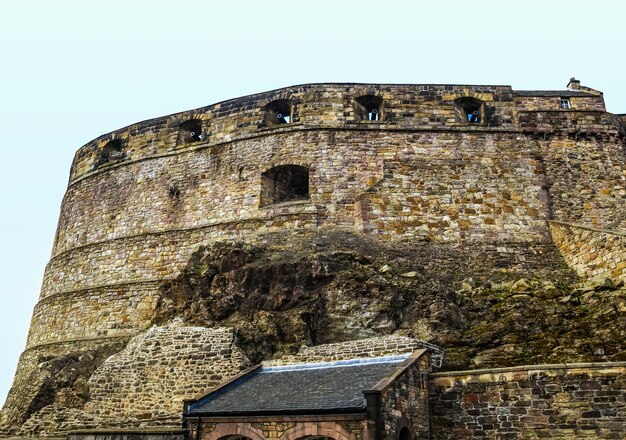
[429,363,626,439]
[195,418,365,440]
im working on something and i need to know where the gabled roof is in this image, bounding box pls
[186,355,411,416]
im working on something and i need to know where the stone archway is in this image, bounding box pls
[211,424,267,440]
[282,422,355,440]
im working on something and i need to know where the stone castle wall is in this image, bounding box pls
[3,323,251,438]
[3,82,626,437]
[429,362,626,439]
[29,83,624,354]
[550,221,626,282]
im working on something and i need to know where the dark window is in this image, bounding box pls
[178,119,203,144]
[355,95,384,121]
[264,100,292,127]
[454,97,483,123]
[261,165,309,206]
[560,98,571,109]
[96,139,124,167]
[399,427,411,440]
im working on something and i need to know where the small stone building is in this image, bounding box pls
[183,350,432,440]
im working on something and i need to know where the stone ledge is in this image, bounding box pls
[69,126,524,186]
[22,334,132,355]
[49,209,321,262]
[34,280,163,307]
[431,360,626,377]
[67,428,186,434]
[548,219,626,237]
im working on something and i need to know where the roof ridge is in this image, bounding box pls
[261,354,411,372]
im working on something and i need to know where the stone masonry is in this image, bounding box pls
[429,363,626,439]
[2,81,625,438]
[550,221,626,282]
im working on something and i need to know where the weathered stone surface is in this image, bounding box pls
[551,221,626,282]
[0,339,127,437]
[2,82,625,438]
[85,322,250,427]
[2,322,250,438]
[429,363,626,439]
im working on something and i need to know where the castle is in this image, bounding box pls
[1,80,625,439]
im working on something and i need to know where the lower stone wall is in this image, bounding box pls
[194,418,364,440]
[0,337,129,438]
[550,221,626,282]
[379,353,431,440]
[67,429,186,440]
[429,362,626,439]
[1,323,251,438]
[84,322,251,426]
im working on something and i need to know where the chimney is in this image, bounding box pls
[567,77,581,90]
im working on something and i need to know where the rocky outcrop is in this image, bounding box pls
[0,339,126,438]
[153,233,624,372]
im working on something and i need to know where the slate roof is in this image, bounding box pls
[188,355,408,415]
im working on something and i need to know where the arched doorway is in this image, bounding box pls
[399,426,411,440]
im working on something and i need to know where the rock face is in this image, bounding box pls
[154,234,626,370]
[2,82,625,437]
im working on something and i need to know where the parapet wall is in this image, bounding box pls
[429,362,626,439]
[550,221,626,282]
[67,83,613,185]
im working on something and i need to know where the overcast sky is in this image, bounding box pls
[0,0,624,406]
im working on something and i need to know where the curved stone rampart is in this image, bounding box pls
[67,84,522,183]
[3,82,625,438]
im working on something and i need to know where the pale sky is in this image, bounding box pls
[1,0,625,406]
